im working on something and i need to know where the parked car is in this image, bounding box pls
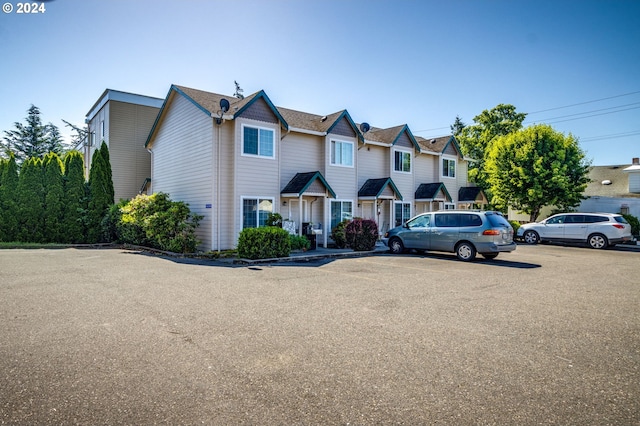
[382,211,516,261]
[516,212,632,249]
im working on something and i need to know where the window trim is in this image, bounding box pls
[393,149,412,174]
[330,139,354,168]
[330,199,354,230]
[241,124,276,159]
[394,201,412,227]
[241,196,275,229]
[442,157,457,179]
[444,203,456,210]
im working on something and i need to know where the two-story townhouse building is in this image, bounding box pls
[84,89,164,202]
[144,84,485,251]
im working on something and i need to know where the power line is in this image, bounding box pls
[579,129,640,143]
[526,90,640,115]
[532,105,640,125]
[524,102,640,125]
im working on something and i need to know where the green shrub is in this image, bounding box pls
[115,193,202,253]
[237,226,291,259]
[621,213,640,237]
[509,220,521,233]
[345,218,379,251]
[331,220,349,248]
[266,212,283,227]
[289,234,310,251]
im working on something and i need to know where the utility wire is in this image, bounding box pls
[526,90,640,115]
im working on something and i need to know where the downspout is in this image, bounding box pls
[216,121,221,253]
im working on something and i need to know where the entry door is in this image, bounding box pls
[288,200,308,233]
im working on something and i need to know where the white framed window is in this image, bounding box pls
[330,200,353,230]
[100,120,105,139]
[331,140,354,167]
[394,202,411,227]
[442,157,456,178]
[242,197,274,228]
[394,150,411,173]
[444,203,456,210]
[242,124,275,158]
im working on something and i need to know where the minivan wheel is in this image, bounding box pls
[588,233,608,249]
[455,242,476,261]
[523,230,539,245]
[388,237,405,254]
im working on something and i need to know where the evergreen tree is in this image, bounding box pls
[87,142,114,243]
[17,157,45,242]
[2,105,67,164]
[63,151,88,244]
[450,115,466,136]
[43,152,65,243]
[0,155,19,242]
[99,141,115,203]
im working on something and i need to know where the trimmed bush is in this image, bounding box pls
[621,213,639,237]
[237,226,291,259]
[115,193,202,253]
[509,220,521,234]
[289,234,310,251]
[331,220,349,248]
[345,218,379,251]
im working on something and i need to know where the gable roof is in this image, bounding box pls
[415,182,452,201]
[365,124,420,150]
[416,135,464,157]
[458,186,486,203]
[281,171,336,198]
[584,164,640,198]
[145,85,288,147]
[277,107,362,140]
[358,177,403,200]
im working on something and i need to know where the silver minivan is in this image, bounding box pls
[382,211,516,261]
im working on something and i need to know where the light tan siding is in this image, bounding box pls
[357,144,388,189]
[109,101,158,201]
[325,135,358,201]
[149,93,214,250]
[281,132,324,188]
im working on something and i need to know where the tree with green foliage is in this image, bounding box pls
[2,105,67,163]
[17,157,45,242]
[486,124,591,222]
[0,155,19,242]
[99,141,114,203]
[87,142,114,243]
[63,151,89,244]
[43,153,65,243]
[450,115,466,136]
[457,104,527,193]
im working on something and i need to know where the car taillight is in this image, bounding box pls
[612,224,625,229]
[482,229,501,235]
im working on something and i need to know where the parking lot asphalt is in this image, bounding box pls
[1,244,638,425]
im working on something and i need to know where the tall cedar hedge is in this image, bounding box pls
[0,155,19,242]
[87,142,113,243]
[0,148,114,244]
[63,151,88,244]
[43,153,65,243]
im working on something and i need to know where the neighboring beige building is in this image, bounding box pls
[579,157,640,218]
[84,89,163,202]
[144,84,484,251]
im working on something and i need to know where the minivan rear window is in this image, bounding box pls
[486,212,511,227]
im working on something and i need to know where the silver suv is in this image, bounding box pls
[516,212,632,249]
[382,211,516,261]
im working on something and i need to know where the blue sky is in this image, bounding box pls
[1,0,638,165]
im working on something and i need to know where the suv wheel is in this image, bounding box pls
[388,237,405,254]
[588,233,608,249]
[523,230,539,244]
[455,242,476,261]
